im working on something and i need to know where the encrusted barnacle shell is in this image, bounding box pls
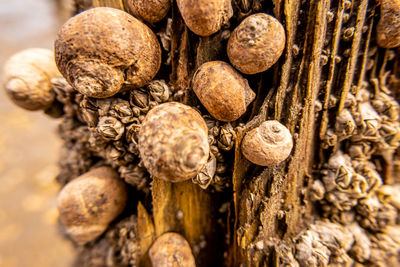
[176,0,233,36]
[192,61,255,122]
[241,120,293,166]
[55,7,161,98]
[147,80,170,103]
[376,0,400,48]
[57,166,127,245]
[193,153,217,189]
[2,48,59,110]
[377,185,400,210]
[335,109,356,140]
[138,102,210,182]
[356,193,397,231]
[96,116,125,141]
[149,232,196,267]
[295,220,354,266]
[227,13,286,74]
[127,0,170,23]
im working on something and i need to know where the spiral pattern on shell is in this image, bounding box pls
[138,102,210,182]
[55,7,161,98]
[241,120,293,166]
[2,48,59,110]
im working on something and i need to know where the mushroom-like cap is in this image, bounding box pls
[376,0,400,48]
[149,232,196,267]
[127,0,170,23]
[138,102,210,182]
[192,61,255,122]
[55,7,161,98]
[227,13,286,74]
[177,0,232,36]
[2,48,59,110]
[241,120,293,166]
[57,166,127,245]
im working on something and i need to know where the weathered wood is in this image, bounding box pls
[137,202,155,267]
[152,178,220,266]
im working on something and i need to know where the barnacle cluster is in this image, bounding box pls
[294,220,400,266]
[298,1,400,264]
[73,214,139,266]
[316,82,400,227]
[50,75,234,191]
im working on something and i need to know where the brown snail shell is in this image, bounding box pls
[57,166,127,245]
[227,13,286,74]
[127,0,170,23]
[192,61,255,122]
[55,7,161,98]
[241,120,293,166]
[149,232,196,267]
[176,0,233,37]
[2,48,59,110]
[376,0,400,48]
[138,102,209,182]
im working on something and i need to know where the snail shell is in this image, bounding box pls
[376,0,400,48]
[149,232,196,267]
[177,0,233,36]
[55,7,161,98]
[241,120,293,166]
[57,166,127,245]
[2,48,59,110]
[138,102,210,182]
[192,61,255,122]
[127,0,170,23]
[227,13,286,74]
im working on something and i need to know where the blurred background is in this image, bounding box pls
[0,0,75,266]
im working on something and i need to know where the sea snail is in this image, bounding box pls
[138,102,210,182]
[192,61,256,122]
[2,48,59,110]
[127,0,170,23]
[55,7,161,98]
[241,120,293,166]
[149,232,196,267]
[177,0,233,36]
[57,166,127,245]
[227,13,286,74]
[376,0,400,48]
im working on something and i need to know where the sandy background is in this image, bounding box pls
[0,0,75,266]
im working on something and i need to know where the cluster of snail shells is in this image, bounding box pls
[2,3,291,246]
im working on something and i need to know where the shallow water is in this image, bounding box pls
[0,0,75,266]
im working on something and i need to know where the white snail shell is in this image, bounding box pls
[241,120,293,166]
